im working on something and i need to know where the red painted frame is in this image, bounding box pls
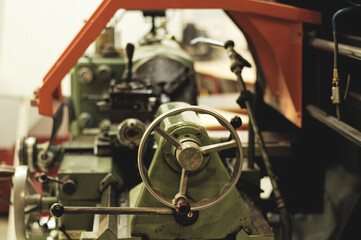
[33,0,321,127]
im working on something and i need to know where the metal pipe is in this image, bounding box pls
[308,37,361,61]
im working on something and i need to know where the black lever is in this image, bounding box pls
[35,173,63,184]
[126,43,135,82]
[58,225,71,240]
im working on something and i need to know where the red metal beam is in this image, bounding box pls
[35,0,321,127]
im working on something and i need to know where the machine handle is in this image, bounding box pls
[50,203,174,217]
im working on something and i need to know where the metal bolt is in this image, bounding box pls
[175,198,190,215]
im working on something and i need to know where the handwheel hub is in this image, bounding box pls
[176,141,203,171]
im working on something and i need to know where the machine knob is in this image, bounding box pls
[176,141,203,171]
[126,43,135,62]
[50,203,64,218]
[224,40,235,49]
[77,66,94,85]
[96,64,112,81]
[62,179,77,195]
[230,116,243,129]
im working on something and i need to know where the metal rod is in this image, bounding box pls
[240,80,282,200]
[178,168,188,196]
[229,52,291,240]
[248,120,255,169]
[63,206,174,215]
[154,126,182,149]
[224,40,285,200]
[306,105,361,147]
[190,37,224,47]
[308,37,361,61]
[201,140,237,155]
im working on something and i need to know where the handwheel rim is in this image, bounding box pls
[13,166,39,240]
[13,166,29,240]
[138,106,243,211]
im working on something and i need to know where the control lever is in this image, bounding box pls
[225,40,291,240]
[191,37,251,68]
[36,173,78,195]
[35,173,63,184]
[191,37,292,240]
[126,43,135,82]
[228,116,243,141]
[50,203,173,217]
[58,225,71,240]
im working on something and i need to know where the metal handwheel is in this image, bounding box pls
[13,166,41,240]
[137,106,243,211]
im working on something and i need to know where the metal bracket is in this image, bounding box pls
[99,173,122,192]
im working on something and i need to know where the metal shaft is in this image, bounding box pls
[178,168,188,196]
[62,206,173,215]
[236,71,282,200]
[248,119,255,169]
[224,40,291,240]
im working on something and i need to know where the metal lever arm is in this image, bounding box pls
[50,203,173,217]
[224,40,292,240]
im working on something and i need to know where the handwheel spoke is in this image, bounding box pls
[154,126,182,149]
[178,168,189,196]
[201,139,237,155]
[26,178,37,195]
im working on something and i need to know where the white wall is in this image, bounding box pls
[0,0,103,98]
[0,0,103,148]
